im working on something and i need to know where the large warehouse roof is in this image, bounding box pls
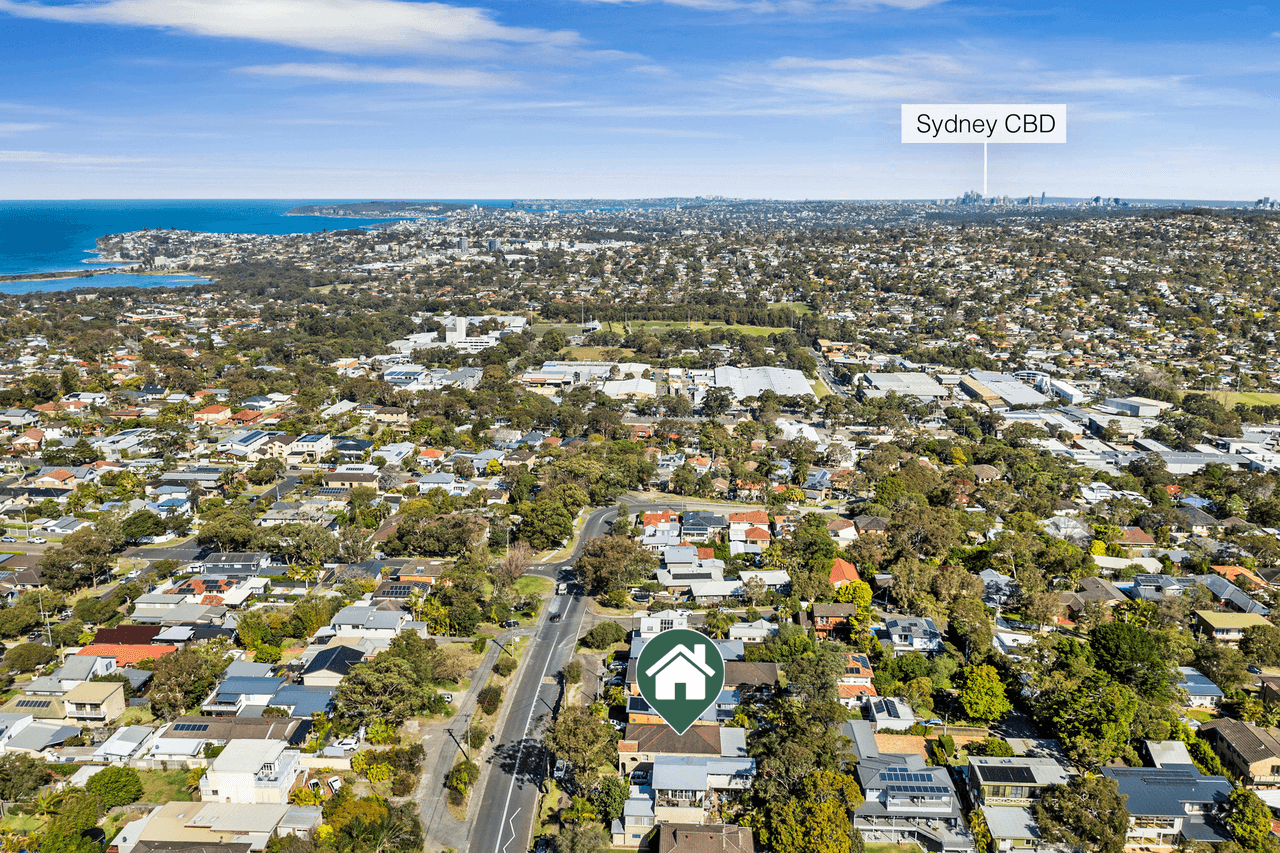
[713,366,813,399]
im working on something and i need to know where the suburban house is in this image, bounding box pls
[1100,765,1232,847]
[201,677,287,717]
[1198,718,1280,787]
[836,652,877,709]
[638,610,691,638]
[806,603,861,640]
[649,824,758,853]
[1194,610,1271,645]
[878,616,944,654]
[867,697,916,732]
[115,801,322,852]
[1177,667,1225,708]
[300,646,365,688]
[27,655,117,695]
[829,557,861,589]
[968,756,1074,807]
[646,643,717,702]
[143,717,306,770]
[199,739,303,804]
[617,724,748,778]
[330,604,408,639]
[63,681,126,724]
[847,720,973,853]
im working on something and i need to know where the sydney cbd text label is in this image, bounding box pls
[901,104,1067,144]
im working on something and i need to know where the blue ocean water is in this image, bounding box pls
[0,199,494,291]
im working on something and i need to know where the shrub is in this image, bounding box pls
[86,765,143,808]
[365,763,392,784]
[967,736,1015,757]
[255,644,282,664]
[366,719,400,746]
[602,589,628,609]
[472,638,488,654]
[563,661,583,684]
[477,685,503,715]
[494,655,518,677]
[467,722,488,750]
[445,760,480,794]
[391,771,416,796]
[580,622,627,650]
[939,734,956,756]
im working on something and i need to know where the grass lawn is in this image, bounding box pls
[1211,390,1280,407]
[1184,708,1217,723]
[864,845,922,853]
[137,769,193,804]
[117,705,155,726]
[0,813,43,833]
[812,377,832,398]
[516,576,553,597]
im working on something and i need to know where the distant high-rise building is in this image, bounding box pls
[1041,191,1046,203]
[457,238,469,251]
[487,238,500,251]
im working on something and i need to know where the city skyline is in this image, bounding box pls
[3,0,1280,199]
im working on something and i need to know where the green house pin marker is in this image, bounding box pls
[636,628,725,735]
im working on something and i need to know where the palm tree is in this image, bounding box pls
[561,795,599,825]
[703,608,735,639]
[186,767,205,795]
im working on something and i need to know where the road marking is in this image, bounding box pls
[500,808,521,853]
[492,590,589,853]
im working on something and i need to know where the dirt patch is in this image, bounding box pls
[874,734,928,759]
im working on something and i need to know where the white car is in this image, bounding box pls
[326,775,343,793]
[441,692,453,704]
[25,537,45,545]
[335,737,357,750]
[553,759,567,781]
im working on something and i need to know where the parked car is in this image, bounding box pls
[609,720,626,731]
[553,759,568,781]
[1249,665,1264,674]
[326,776,343,793]
[607,661,627,671]
[336,737,357,750]
[25,537,44,544]
[501,619,519,628]
[629,770,649,785]
[923,718,945,727]
[441,692,453,704]
[0,536,15,543]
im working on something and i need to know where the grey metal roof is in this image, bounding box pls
[7,721,80,752]
[1101,767,1232,816]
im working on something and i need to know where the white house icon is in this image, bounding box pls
[644,643,716,701]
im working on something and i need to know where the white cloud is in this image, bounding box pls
[238,62,514,89]
[0,0,579,55]
[597,126,731,137]
[0,123,46,134]
[576,0,947,9]
[0,150,149,164]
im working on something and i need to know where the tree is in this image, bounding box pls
[493,541,534,589]
[578,536,656,595]
[1241,623,1280,666]
[590,775,628,824]
[4,642,54,672]
[1194,642,1250,692]
[1034,775,1130,853]
[149,646,227,719]
[544,705,617,789]
[85,765,142,808]
[121,510,167,542]
[563,660,583,684]
[337,657,429,724]
[1226,787,1277,853]
[553,823,608,853]
[1089,622,1173,698]
[518,500,574,551]
[957,663,1012,723]
[703,608,735,639]
[40,529,115,592]
[1023,591,1063,629]
[0,753,51,800]
[765,770,865,853]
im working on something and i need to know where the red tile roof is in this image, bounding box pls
[77,644,177,665]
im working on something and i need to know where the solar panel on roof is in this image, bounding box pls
[173,723,210,732]
[16,699,50,709]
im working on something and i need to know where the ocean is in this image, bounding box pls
[0,199,437,292]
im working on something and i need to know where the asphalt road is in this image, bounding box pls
[261,474,301,504]
[461,504,616,853]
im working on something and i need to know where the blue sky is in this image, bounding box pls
[2,0,1279,199]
